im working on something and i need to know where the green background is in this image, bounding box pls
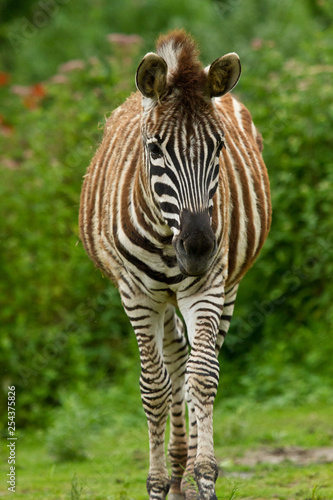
[1,0,332,431]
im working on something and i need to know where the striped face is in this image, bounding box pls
[142,105,224,276]
[135,41,242,278]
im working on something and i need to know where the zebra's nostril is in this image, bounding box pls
[211,238,217,257]
[178,238,186,256]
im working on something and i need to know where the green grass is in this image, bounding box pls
[1,400,333,499]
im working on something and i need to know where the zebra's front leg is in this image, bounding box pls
[163,305,188,498]
[125,299,171,500]
[181,385,198,499]
[187,338,219,500]
[140,333,172,499]
[178,289,224,500]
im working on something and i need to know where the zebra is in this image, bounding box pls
[79,29,271,500]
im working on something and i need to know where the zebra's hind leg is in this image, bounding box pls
[163,306,188,498]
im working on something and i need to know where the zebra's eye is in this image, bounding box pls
[148,142,163,160]
[216,141,225,157]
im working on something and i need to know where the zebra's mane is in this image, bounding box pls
[156,30,206,97]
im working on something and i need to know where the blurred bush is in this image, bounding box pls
[0,0,332,426]
[221,27,333,403]
[0,48,136,426]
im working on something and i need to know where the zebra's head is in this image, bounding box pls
[136,31,241,277]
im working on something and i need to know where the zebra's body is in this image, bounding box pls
[80,30,271,500]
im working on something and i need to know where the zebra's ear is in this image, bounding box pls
[136,52,168,101]
[205,53,241,98]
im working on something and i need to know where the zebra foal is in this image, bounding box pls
[79,30,271,499]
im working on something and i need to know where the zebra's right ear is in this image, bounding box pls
[136,53,168,101]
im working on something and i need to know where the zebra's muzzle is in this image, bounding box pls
[173,210,217,277]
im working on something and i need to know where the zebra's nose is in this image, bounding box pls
[174,209,217,276]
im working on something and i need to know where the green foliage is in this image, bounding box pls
[47,394,94,461]
[0,49,135,426]
[45,373,143,461]
[1,0,224,83]
[180,465,199,494]
[1,0,333,426]
[4,0,331,83]
[221,26,333,402]
[224,482,240,500]
[70,474,84,500]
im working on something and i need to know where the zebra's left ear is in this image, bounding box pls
[136,52,168,101]
[205,53,241,98]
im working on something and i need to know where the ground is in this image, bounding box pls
[1,402,333,499]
